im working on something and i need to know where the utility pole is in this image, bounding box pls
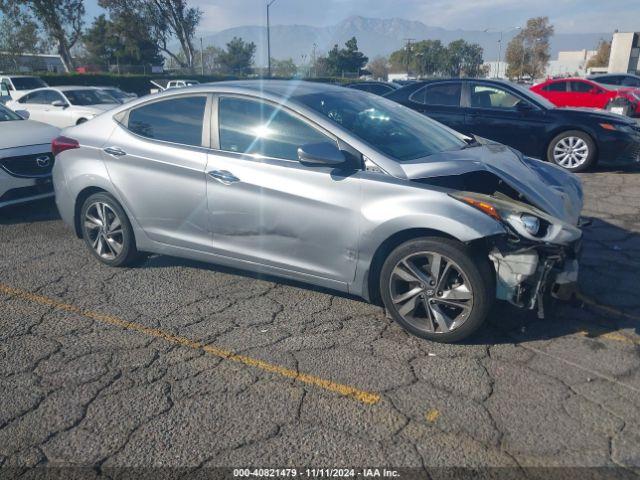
[312,42,317,78]
[267,0,277,78]
[200,37,204,75]
[403,38,415,78]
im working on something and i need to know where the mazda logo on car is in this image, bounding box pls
[36,156,50,168]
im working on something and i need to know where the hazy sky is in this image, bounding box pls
[83,0,640,34]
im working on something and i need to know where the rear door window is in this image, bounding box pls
[127,96,207,147]
[569,81,595,93]
[542,81,567,92]
[412,83,462,106]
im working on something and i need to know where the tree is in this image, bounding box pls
[271,58,297,77]
[586,40,611,69]
[1,0,84,71]
[194,45,223,74]
[324,37,368,76]
[81,13,163,69]
[0,3,46,71]
[367,56,389,80]
[444,39,485,77]
[388,39,483,78]
[505,16,554,80]
[217,37,256,75]
[100,0,201,70]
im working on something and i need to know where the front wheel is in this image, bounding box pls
[80,192,141,267]
[379,238,494,343]
[547,130,596,172]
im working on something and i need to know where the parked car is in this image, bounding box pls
[587,73,640,88]
[149,79,200,94]
[95,87,138,104]
[0,75,48,101]
[0,104,59,208]
[531,77,640,117]
[5,86,119,128]
[385,78,640,172]
[345,81,399,96]
[52,80,584,343]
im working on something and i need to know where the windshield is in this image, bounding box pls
[101,89,126,102]
[65,89,118,106]
[11,77,47,90]
[297,90,466,161]
[0,104,22,121]
[510,82,556,109]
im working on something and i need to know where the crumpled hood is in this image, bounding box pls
[0,120,60,150]
[398,143,583,225]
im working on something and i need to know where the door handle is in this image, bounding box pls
[208,170,239,185]
[103,146,127,157]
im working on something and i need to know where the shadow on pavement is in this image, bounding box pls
[0,198,60,225]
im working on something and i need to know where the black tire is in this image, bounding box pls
[76,118,88,125]
[546,130,596,173]
[605,97,634,117]
[379,237,494,343]
[79,192,141,267]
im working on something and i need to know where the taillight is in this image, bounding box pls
[51,136,79,157]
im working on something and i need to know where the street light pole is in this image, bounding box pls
[267,0,277,78]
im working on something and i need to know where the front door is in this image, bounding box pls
[464,82,549,158]
[206,95,361,283]
[103,94,212,251]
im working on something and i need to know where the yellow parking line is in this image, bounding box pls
[425,408,440,423]
[575,329,640,346]
[0,283,380,405]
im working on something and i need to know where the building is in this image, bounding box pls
[0,53,67,74]
[608,32,640,74]
[546,49,597,77]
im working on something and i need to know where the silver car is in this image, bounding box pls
[0,104,59,208]
[52,80,584,342]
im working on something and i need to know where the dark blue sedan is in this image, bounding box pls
[385,78,640,172]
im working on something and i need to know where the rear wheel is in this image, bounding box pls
[80,192,141,267]
[379,238,494,343]
[547,130,596,172]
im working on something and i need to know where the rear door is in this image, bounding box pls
[103,94,212,251]
[464,82,549,157]
[407,81,465,132]
[205,94,361,284]
[568,80,604,108]
[540,80,569,106]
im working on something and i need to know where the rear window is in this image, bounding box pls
[11,77,47,90]
[128,96,207,147]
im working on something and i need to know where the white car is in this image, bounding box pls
[5,86,119,128]
[0,75,49,101]
[0,104,60,208]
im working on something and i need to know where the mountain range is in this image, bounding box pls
[201,16,610,67]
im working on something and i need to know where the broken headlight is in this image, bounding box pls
[450,191,580,245]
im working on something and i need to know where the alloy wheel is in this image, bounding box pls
[553,136,589,169]
[84,201,124,260]
[388,251,474,334]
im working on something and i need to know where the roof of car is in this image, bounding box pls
[53,86,100,91]
[195,79,354,98]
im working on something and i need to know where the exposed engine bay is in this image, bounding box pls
[415,168,584,318]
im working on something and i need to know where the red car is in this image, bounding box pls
[531,77,640,117]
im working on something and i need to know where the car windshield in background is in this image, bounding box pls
[0,104,22,121]
[11,77,47,90]
[297,90,466,161]
[65,89,118,106]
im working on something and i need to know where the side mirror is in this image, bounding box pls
[51,100,67,108]
[516,101,534,112]
[297,142,346,167]
[15,110,30,119]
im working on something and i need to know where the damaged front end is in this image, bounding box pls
[451,191,583,318]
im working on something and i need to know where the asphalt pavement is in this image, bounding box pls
[0,166,639,477]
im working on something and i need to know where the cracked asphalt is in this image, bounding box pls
[0,166,639,477]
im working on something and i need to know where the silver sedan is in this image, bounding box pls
[52,80,584,343]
